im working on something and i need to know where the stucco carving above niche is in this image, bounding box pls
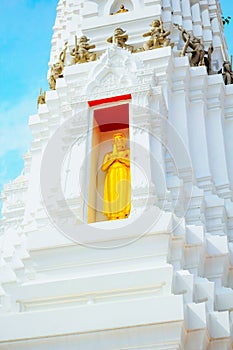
[85,45,146,95]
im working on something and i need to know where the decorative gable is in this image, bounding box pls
[85,45,143,94]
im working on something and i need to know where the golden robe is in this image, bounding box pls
[102,156,130,220]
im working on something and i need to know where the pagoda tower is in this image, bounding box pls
[1,0,233,349]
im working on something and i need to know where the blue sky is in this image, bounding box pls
[0,0,232,214]
[0,0,57,211]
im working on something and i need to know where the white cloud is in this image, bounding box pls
[0,95,35,157]
[0,94,37,126]
[0,157,8,183]
[0,124,31,158]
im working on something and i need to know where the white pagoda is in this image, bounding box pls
[1,0,233,349]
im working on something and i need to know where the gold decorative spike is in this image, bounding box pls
[70,35,96,65]
[102,133,131,221]
[37,88,46,107]
[142,19,171,51]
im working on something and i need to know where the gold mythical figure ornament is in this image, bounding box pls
[102,133,131,220]
[175,24,205,66]
[49,42,68,90]
[107,27,134,52]
[70,35,96,64]
[142,19,171,50]
[221,60,233,85]
[174,24,213,73]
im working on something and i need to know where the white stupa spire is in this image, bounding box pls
[1,0,233,349]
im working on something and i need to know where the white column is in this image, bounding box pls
[206,77,231,198]
[224,87,233,189]
[187,68,214,191]
[130,93,157,215]
[150,92,167,206]
[201,7,212,42]
[181,0,192,31]
[169,57,190,160]
[211,16,226,64]
[162,0,172,23]
[191,3,202,37]
[167,60,194,216]
[171,0,182,25]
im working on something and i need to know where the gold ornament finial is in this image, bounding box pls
[37,88,46,108]
[115,4,128,14]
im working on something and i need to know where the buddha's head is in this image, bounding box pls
[113,133,127,151]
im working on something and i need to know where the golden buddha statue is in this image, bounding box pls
[102,133,131,220]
